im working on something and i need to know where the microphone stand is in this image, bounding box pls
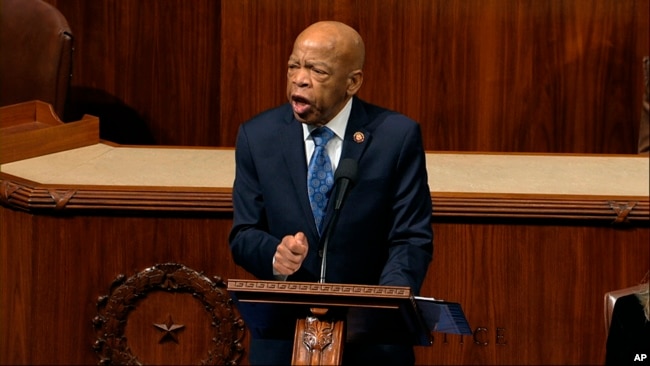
[318,158,357,284]
[319,207,342,283]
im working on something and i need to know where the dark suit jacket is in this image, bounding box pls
[229,97,433,341]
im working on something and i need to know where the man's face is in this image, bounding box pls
[286,36,352,126]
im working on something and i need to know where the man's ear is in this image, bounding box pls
[347,70,364,96]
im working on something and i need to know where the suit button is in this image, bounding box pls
[318,250,323,258]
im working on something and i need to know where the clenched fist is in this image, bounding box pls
[273,232,309,276]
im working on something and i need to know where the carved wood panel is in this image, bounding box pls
[93,263,245,365]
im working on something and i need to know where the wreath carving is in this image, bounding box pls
[92,263,245,365]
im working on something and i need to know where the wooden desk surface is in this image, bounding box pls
[1,143,648,197]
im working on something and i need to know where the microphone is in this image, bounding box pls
[332,158,358,210]
[319,158,358,283]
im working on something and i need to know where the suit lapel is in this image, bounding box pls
[280,113,320,238]
[341,98,372,163]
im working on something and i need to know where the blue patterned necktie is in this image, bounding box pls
[308,127,335,234]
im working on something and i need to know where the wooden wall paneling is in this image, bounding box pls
[0,208,34,365]
[357,0,649,153]
[219,0,649,153]
[46,0,222,146]
[416,221,650,365]
[44,0,648,153]
[0,208,254,364]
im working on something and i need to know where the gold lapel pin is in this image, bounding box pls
[353,131,365,143]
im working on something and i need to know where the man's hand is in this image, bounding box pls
[273,232,309,276]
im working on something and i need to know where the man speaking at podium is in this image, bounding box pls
[229,20,433,365]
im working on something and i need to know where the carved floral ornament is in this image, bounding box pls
[302,316,334,352]
[92,263,245,365]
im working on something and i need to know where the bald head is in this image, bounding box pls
[294,21,365,72]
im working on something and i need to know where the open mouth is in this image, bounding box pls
[291,95,312,115]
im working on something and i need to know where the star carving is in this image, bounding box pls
[153,315,185,343]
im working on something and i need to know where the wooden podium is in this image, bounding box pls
[227,279,431,365]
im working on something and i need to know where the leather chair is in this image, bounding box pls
[604,284,646,333]
[0,0,73,119]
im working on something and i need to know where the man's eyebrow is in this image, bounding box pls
[287,58,331,69]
